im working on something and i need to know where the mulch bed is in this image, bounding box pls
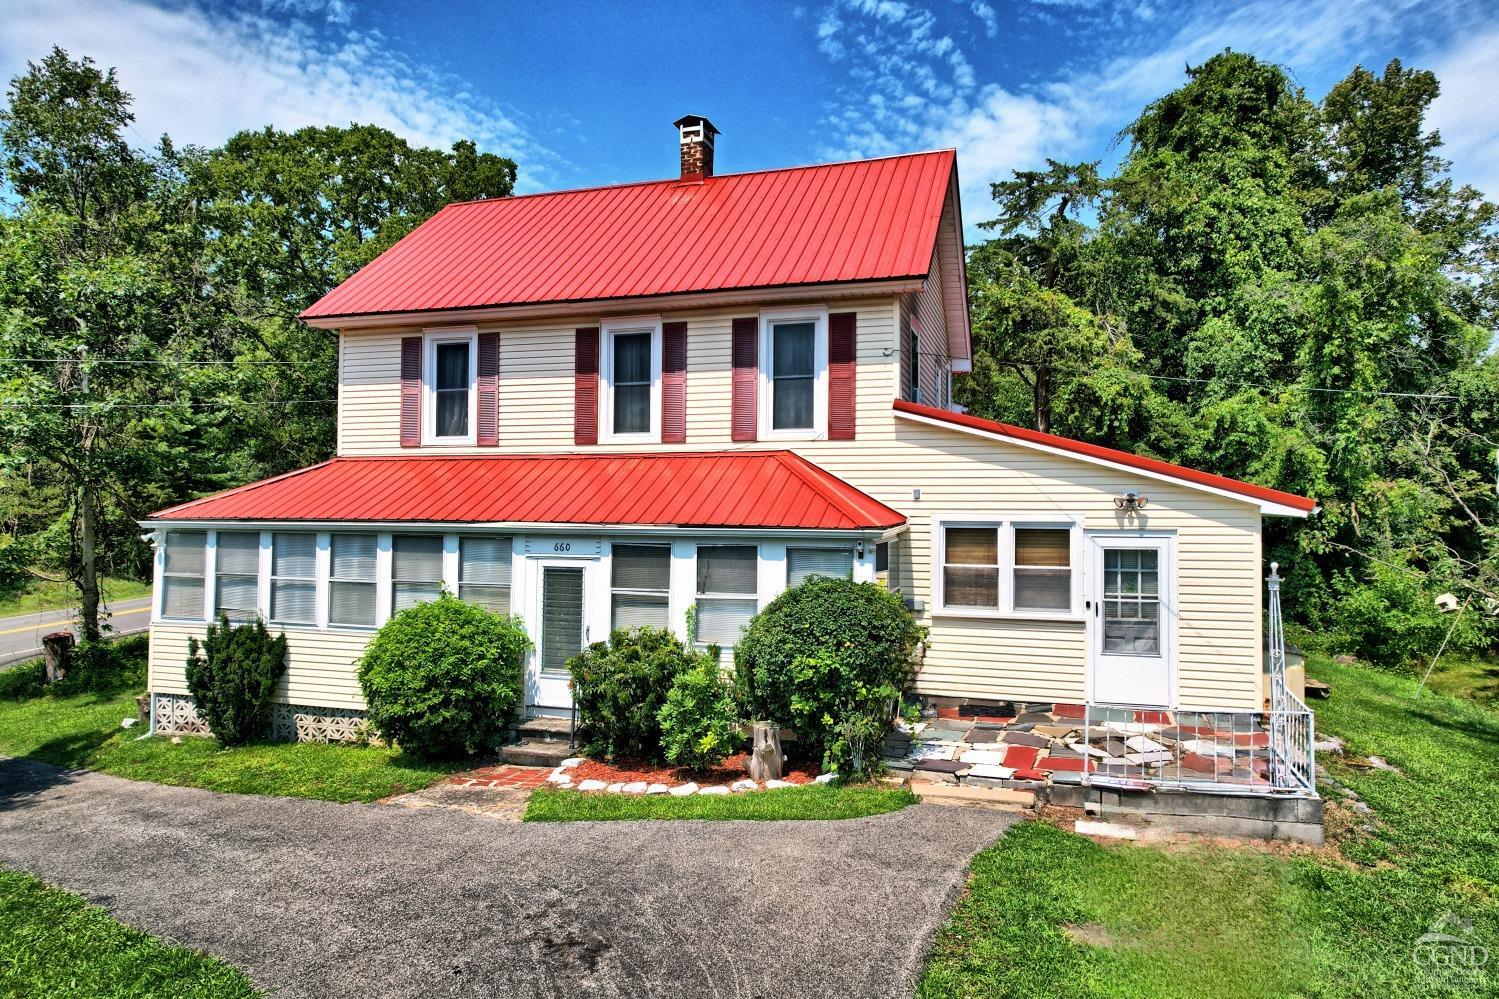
[566,752,819,788]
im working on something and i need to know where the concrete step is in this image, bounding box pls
[497,739,571,768]
[514,715,573,743]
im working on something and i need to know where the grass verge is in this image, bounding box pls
[0,870,260,999]
[525,784,917,821]
[917,652,1498,999]
[0,688,460,803]
[0,576,151,619]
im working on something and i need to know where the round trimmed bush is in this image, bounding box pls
[357,594,530,759]
[569,626,699,761]
[735,577,924,762]
[658,658,743,771]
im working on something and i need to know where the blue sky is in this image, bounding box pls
[3,0,1497,232]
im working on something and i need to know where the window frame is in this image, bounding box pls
[785,545,855,588]
[390,533,446,614]
[693,543,760,649]
[268,531,319,627]
[328,532,379,629]
[458,535,513,614]
[160,530,208,622]
[599,316,662,443]
[931,514,1084,620]
[422,327,478,446]
[608,542,671,632]
[213,530,262,623]
[757,305,828,441]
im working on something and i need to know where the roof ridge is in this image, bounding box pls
[441,149,957,209]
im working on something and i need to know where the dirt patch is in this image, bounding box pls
[1062,922,1119,949]
[384,783,532,821]
[566,752,821,787]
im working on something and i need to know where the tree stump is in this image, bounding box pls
[42,631,75,685]
[749,721,783,781]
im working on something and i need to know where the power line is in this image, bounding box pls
[0,357,328,366]
[0,399,338,410]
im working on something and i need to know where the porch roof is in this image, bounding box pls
[147,451,906,532]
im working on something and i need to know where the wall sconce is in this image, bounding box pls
[855,540,866,559]
[1114,492,1149,513]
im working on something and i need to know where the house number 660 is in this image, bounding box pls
[553,542,572,552]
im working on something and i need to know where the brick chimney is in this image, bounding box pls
[674,114,719,182]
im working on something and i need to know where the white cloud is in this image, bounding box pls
[0,0,564,191]
[1427,27,1499,200]
[970,2,998,38]
[812,0,1484,231]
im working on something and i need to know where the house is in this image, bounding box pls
[140,116,1317,744]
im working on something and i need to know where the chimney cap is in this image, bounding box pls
[674,114,720,138]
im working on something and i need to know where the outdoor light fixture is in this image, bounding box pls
[855,540,866,559]
[1114,492,1149,513]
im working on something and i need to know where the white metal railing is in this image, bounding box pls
[1077,562,1316,797]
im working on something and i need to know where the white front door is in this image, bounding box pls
[528,558,595,710]
[1087,535,1175,707]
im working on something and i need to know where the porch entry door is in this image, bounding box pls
[1087,535,1175,707]
[530,559,595,710]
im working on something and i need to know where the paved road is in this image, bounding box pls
[0,758,1013,999]
[0,596,152,666]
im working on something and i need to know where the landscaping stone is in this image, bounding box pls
[1031,724,1076,739]
[1125,735,1168,754]
[730,779,758,792]
[577,779,608,792]
[813,773,837,784]
[698,785,730,795]
[1014,712,1053,724]
[964,763,1016,779]
[958,749,1008,765]
[668,782,699,796]
[964,728,1001,743]
[1367,756,1401,773]
[915,759,967,775]
[121,717,137,729]
[908,742,958,761]
[560,758,583,768]
[765,779,796,789]
[546,771,572,785]
[1124,751,1174,766]
[606,782,625,793]
[645,783,670,795]
[1076,819,1137,839]
[620,781,648,794]
[999,731,1050,748]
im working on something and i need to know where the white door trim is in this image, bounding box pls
[1085,532,1177,708]
[524,555,600,711]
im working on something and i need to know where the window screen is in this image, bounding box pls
[215,531,260,622]
[612,331,652,435]
[392,535,444,612]
[434,341,470,437]
[540,565,585,675]
[942,526,999,608]
[270,532,317,625]
[1103,548,1161,655]
[330,533,377,627]
[611,543,670,631]
[695,545,757,647]
[770,321,815,430]
[459,536,512,613]
[1013,527,1071,611]
[787,547,853,587]
[162,530,206,619]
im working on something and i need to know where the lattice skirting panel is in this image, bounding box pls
[150,693,371,744]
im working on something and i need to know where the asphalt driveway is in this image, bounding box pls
[0,759,1013,999]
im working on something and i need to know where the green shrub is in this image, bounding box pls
[1331,563,1490,669]
[185,616,289,746]
[569,626,698,761]
[0,534,33,593]
[658,657,743,771]
[735,577,923,764]
[357,594,529,759]
[51,634,148,695]
[0,659,45,700]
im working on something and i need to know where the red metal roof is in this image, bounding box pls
[149,452,905,531]
[302,151,956,320]
[893,400,1318,514]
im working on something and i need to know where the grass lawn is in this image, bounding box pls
[525,784,917,821]
[0,687,461,803]
[918,652,1498,999]
[0,576,151,619]
[0,870,260,999]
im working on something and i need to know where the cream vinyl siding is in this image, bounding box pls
[338,299,901,455]
[149,623,370,710]
[909,247,949,406]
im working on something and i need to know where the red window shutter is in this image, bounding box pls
[476,332,499,446]
[399,336,421,448]
[730,317,757,442]
[574,327,599,445]
[829,311,857,440]
[662,321,687,443]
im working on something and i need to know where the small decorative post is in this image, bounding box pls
[42,630,75,685]
[749,722,783,781]
[1266,562,1289,788]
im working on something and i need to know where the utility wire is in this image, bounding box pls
[0,399,338,410]
[0,357,328,366]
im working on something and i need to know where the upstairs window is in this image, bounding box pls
[601,319,661,441]
[162,530,206,620]
[759,308,827,439]
[423,330,476,444]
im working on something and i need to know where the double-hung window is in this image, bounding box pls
[601,318,661,440]
[759,308,827,438]
[215,531,261,622]
[935,518,1080,617]
[329,533,377,627]
[459,537,512,613]
[611,543,670,631]
[694,545,758,649]
[392,535,444,612]
[786,547,854,587]
[269,532,317,625]
[424,329,477,444]
[161,530,206,620]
